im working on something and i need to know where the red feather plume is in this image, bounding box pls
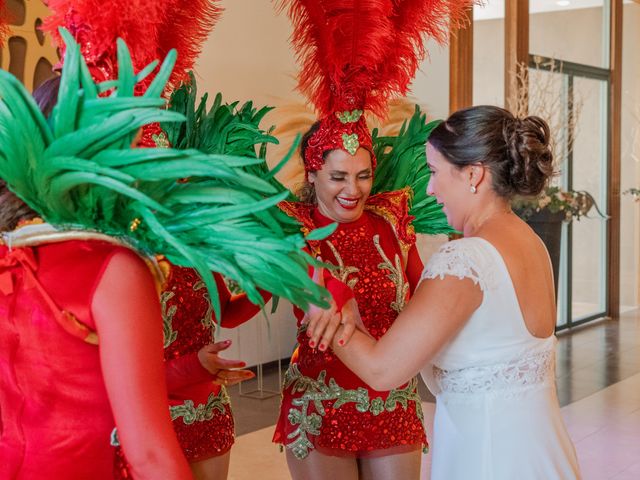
[280,0,475,118]
[42,0,221,91]
[157,0,222,90]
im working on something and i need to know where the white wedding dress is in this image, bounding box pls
[420,237,581,480]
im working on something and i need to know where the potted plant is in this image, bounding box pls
[507,59,610,298]
[624,188,640,201]
[513,187,607,297]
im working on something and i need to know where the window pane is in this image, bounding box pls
[530,0,610,69]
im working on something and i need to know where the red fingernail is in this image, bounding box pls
[319,343,326,351]
[309,340,315,348]
[225,340,232,345]
[338,339,344,346]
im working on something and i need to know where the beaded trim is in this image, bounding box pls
[161,290,178,348]
[193,280,216,342]
[373,234,409,313]
[283,363,423,460]
[170,388,231,425]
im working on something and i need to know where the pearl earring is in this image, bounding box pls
[470,185,477,194]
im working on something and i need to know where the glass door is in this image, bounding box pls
[529,57,610,329]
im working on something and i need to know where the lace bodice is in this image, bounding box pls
[419,237,557,398]
[433,339,555,397]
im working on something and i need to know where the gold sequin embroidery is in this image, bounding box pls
[161,291,178,348]
[283,364,423,460]
[193,280,216,342]
[170,388,231,425]
[326,240,360,289]
[373,234,409,313]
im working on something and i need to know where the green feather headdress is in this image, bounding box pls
[371,106,454,235]
[163,74,299,234]
[0,29,332,320]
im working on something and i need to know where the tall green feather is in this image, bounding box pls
[371,106,454,235]
[0,29,332,322]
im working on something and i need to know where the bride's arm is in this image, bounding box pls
[333,275,482,391]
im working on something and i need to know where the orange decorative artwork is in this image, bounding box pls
[0,0,58,91]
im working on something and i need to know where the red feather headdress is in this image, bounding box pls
[42,0,221,147]
[42,0,221,93]
[280,0,474,176]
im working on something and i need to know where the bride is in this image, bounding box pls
[306,105,581,479]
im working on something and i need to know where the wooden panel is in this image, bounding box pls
[449,11,474,113]
[504,0,529,111]
[607,0,623,319]
[0,0,57,91]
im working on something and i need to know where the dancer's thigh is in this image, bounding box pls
[190,451,231,480]
[286,449,359,480]
[358,449,421,480]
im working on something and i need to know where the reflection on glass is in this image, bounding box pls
[570,77,607,320]
[527,69,608,327]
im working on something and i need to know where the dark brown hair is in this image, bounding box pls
[428,105,554,198]
[0,181,38,231]
[32,75,61,119]
[296,121,324,203]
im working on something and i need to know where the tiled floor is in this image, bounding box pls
[225,309,640,478]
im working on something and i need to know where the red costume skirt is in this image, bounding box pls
[114,386,234,478]
[273,357,427,460]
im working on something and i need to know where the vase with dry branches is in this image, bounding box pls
[508,58,606,298]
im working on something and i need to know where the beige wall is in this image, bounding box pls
[620,4,640,308]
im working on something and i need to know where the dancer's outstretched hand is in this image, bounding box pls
[197,340,255,386]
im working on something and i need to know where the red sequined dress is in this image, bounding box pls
[0,239,174,479]
[114,264,261,477]
[273,189,427,459]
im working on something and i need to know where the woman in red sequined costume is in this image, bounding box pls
[0,190,193,480]
[111,129,265,480]
[153,264,262,480]
[272,122,427,479]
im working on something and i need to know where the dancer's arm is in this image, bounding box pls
[301,266,358,350]
[405,244,424,295]
[92,251,192,480]
[332,275,482,391]
[164,340,254,391]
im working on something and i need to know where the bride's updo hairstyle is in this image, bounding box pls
[428,105,554,198]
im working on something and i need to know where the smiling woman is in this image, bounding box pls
[323,105,580,480]
[308,147,373,223]
[274,120,429,480]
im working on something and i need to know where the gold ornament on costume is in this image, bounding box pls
[341,133,359,155]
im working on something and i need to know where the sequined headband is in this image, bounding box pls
[303,109,377,177]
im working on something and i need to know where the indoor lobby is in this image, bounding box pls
[1,0,639,479]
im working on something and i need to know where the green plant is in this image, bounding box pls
[512,186,607,222]
[624,188,640,201]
